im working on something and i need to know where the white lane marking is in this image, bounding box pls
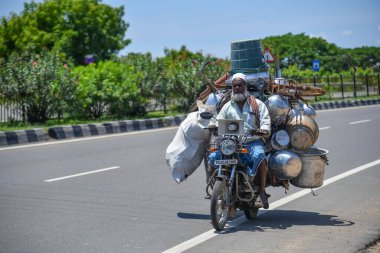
[44,166,120,182]
[0,126,179,151]
[349,119,371,125]
[319,126,331,130]
[162,159,380,253]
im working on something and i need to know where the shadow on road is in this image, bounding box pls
[177,212,210,220]
[177,210,355,233]
[223,209,355,234]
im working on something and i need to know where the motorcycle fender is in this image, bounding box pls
[215,175,228,182]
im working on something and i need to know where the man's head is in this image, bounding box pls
[231,73,249,102]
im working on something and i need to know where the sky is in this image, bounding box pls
[1,0,379,58]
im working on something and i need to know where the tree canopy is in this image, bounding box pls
[262,33,380,74]
[0,0,130,64]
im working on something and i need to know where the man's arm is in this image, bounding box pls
[257,99,271,133]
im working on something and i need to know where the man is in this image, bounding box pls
[209,73,271,209]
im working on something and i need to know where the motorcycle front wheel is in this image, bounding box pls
[210,179,229,231]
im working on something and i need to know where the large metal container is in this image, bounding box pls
[268,150,302,180]
[230,39,267,74]
[286,115,319,151]
[265,95,290,125]
[290,147,329,188]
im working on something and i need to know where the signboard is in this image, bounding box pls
[312,60,320,72]
[263,47,275,63]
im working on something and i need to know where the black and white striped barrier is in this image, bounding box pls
[312,98,380,110]
[0,116,187,146]
[0,129,47,146]
[1,98,379,146]
[48,116,186,139]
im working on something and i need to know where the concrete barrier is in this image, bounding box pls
[0,128,47,146]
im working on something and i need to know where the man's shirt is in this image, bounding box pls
[217,96,271,134]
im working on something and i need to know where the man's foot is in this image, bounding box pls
[255,192,269,209]
[227,206,236,219]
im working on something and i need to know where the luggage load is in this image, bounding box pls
[165,110,212,183]
[175,38,329,188]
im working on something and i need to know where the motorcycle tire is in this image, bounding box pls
[210,179,229,231]
[244,207,259,220]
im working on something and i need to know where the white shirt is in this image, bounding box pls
[217,96,271,133]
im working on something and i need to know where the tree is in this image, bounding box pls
[0,0,130,65]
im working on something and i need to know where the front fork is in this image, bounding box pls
[206,164,256,202]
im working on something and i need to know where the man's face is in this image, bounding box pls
[232,78,246,94]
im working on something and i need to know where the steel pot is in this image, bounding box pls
[286,115,319,151]
[268,150,302,180]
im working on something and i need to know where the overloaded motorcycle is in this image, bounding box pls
[166,60,329,232]
[201,112,280,231]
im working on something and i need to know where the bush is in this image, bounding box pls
[0,51,76,123]
[72,61,146,119]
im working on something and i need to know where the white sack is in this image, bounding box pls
[166,111,211,183]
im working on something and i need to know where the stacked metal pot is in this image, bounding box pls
[264,83,328,189]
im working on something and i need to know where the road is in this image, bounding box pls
[0,105,379,253]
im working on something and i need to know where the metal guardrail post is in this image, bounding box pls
[340,75,345,99]
[327,75,331,100]
[353,74,357,98]
[313,75,317,102]
[365,74,369,96]
[378,74,380,96]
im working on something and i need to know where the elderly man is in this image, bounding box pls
[209,73,271,209]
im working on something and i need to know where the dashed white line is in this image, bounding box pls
[162,159,380,253]
[319,126,331,130]
[44,166,120,182]
[349,119,371,125]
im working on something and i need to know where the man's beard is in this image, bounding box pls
[232,89,249,102]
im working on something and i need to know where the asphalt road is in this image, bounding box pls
[0,105,379,253]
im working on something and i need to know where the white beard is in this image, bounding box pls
[232,89,249,102]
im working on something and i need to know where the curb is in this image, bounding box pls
[0,128,47,146]
[0,116,186,146]
[1,98,379,146]
[312,98,380,110]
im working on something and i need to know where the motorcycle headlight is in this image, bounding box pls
[220,139,236,156]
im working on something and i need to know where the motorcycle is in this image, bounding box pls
[201,112,277,231]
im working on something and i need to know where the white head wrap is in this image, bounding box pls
[232,73,247,83]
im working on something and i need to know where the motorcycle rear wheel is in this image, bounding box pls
[210,179,229,231]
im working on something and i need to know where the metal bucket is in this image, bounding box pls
[286,115,319,151]
[290,147,329,188]
[268,150,302,180]
[270,130,290,150]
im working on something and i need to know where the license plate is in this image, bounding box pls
[214,159,238,165]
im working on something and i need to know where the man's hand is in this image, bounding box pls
[252,129,270,137]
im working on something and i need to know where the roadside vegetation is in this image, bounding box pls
[0,0,379,132]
